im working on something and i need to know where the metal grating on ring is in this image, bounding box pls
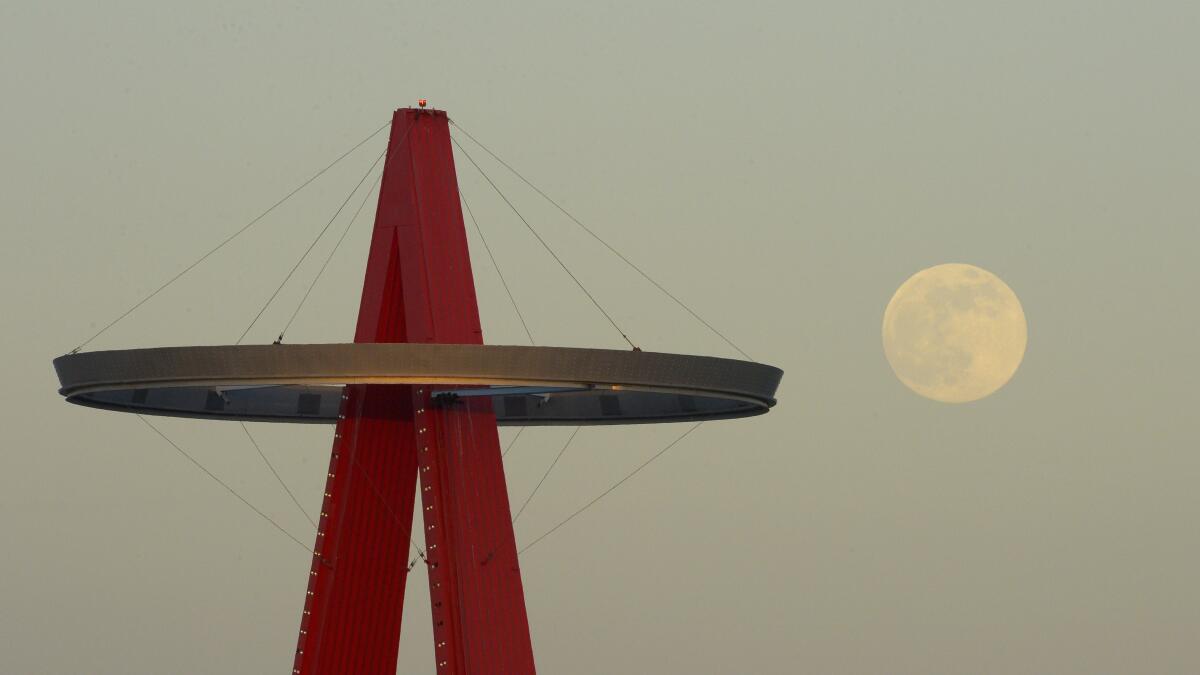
[54,343,782,426]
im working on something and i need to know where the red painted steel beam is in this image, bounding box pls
[294,108,536,675]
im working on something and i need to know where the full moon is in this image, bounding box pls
[882,263,1027,403]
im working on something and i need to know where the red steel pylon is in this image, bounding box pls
[293,108,536,675]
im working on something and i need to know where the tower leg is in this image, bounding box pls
[294,385,419,674]
[419,393,536,674]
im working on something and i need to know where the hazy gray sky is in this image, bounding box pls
[3,1,1199,673]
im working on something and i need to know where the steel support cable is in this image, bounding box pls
[236,148,387,345]
[511,426,581,525]
[518,422,702,555]
[451,137,638,351]
[278,118,418,342]
[449,121,754,361]
[460,189,536,346]
[239,421,318,529]
[136,415,315,554]
[278,177,381,341]
[502,426,527,459]
[70,121,391,354]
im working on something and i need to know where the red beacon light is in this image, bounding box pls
[418,98,428,108]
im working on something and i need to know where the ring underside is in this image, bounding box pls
[54,343,782,426]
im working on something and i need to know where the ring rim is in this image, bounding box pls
[54,343,782,426]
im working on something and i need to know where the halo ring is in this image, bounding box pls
[54,343,782,426]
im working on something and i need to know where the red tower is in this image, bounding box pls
[53,104,782,675]
[293,108,536,674]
